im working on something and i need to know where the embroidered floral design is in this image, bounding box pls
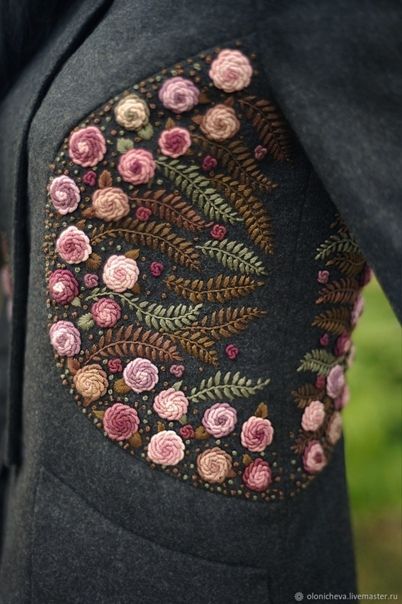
[56,226,92,264]
[241,416,274,452]
[196,447,233,483]
[158,77,200,113]
[147,430,185,465]
[118,148,156,184]
[48,269,79,304]
[49,176,80,215]
[202,402,237,438]
[103,403,140,441]
[209,49,253,93]
[49,320,81,356]
[102,255,139,292]
[200,104,240,141]
[123,358,159,393]
[153,388,189,421]
[114,94,150,131]
[73,364,108,403]
[159,127,192,158]
[92,187,130,222]
[242,458,272,492]
[68,126,106,167]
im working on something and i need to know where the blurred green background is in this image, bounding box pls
[344,278,401,596]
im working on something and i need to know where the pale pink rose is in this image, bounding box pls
[48,269,79,304]
[123,358,159,393]
[49,175,80,215]
[102,254,139,293]
[196,447,233,483]
[209,49,253,93]
[114,94,149,130]
[317,270,329,284]
[147,430,185,465]
[202,402,237,438]
[158,77,200,113]
[335,384,350,410]
[118,148,155,185]
[241,416,274,452]
[56,226,92,264]
[334,332,352,356]
[327,412,343,445]
[84,273,99,288]
[242,458,272,492]
[153,388,189,421]
[301,400,325,432]
[92,187,130,222]
[73,364,108,402]
[200,104,240,141]
[346,344,356,369]
[158,127,191,158]
[351,294,364,326]
[170,364,185,378]
[326,365,345,399]
[254,145,267,160]
[135,206,152,221]
[68,126,106,167]
[303,440,327,474]
[91,298,121,328]
[103,403,140,441]
[49,320,81,356]
[225,343,239,360]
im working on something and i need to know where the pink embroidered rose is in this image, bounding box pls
[118,149,155,185]
[315,375,326,390]
[102,255,139,293]
[49,175,80,215]
[360,264,373,286]
[210,224,227,241]
[241,416,274,452]
[351,294,364,326]
[158,77,200,113]
[49,320,81,356]
[200,105,240,141]
[56,226,92,264]
[209,49,253,93]
[91,298,121,328]
[301,400,325,432]
[48,269,79,304]
[242,458,272,492]
[158,127,191,158]
[114,94,149,130]
[317,270,330,284]
[202,402,237,438]
[153,388,189,421]
[135,206,152,221]
[123,358,159,393]
[346,344,356,369]
[147,430,185,466]
[334,332,352,356]
[254,145,267,160]
[68,126,106,167]
[73,364,108,402]
[170,364,185,378]
[92,187,130,222]
[150,261,164,277]
[196,447,233,484]
[327,412,343,445]
[225,343,239,360]
[320,333,330,347]
[202,155,217,171]
[103,403,140,441]
[84,273,99,288]
[179,424,194,440]
[83,170,97,186]
[303,440,327,474]
[326,365,345,399]
[335,384,350,410]
[108,358,123,374]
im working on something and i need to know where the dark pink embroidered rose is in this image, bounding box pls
[49,175,80,215]
[170,364,185,378]
[210,224,227,241]
[225,343,239,360]
[73,363,108,402]
[242,458,272,492]
[320,333,330,346]
[118,148,155,185]
[301,400,325,432]
[202,155,217,171]
[327,412,343,445]
[108,358,123,374]
[150,261,164,277]
[68,126,106,167]
[103,403,140,441]
[92,187,130,222]
[196,447,233,483]
[49,320,81,357]
[334,332,352,356]
[84,273,99,288]
[241,416,274,452]
[147,430,185,466]
[209,49,253,93]
[135,206,152,221]
[48,269,79,304]
[123,358,159,393]
[254,145,267,160]
[179,424,195,440]
[317,270,330,284]
[91,298,122,328]
[326,365,345,399]
[334,384,350,410]
[83,170,97,186]
[56,226,92,264]
[202,402,237,438]
[315,375,326,390]
[158,127,191,158]
[102,255,139,292]
[303,440,327,474]
[153,388,189,421]
[158,77,200,113]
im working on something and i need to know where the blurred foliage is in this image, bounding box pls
[344,278,401,595]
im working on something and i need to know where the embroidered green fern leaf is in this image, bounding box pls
[165,274,265,303]
[197,239,267,275]
[316,278,360,305]
[187,307,267,339]
[326,253,366,277]
[297,349,340,375]
[315,233,361,261]
[130,189,208,232]
[133,300,203,332]
[312,307,351,335]
[170,330,218,366]
[189,371,271,402]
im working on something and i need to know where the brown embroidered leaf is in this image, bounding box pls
[128,432,142,448]
[165,117,175,130]
[157,421,166,432]
[66,358,80,376]
[130,189,208,232]
[186,307,267,340]
[93,409,105,420]
[98,169,113,188]
[170,330,218,366]
[86,252,102,270]
[326,253,366,277]
[316,278,360,305]
[198,91,210,104]
[291,384,324,409]
[242,454,253,466]
[125,248,140,260]
[291,431,313,456]
[194,425,210,440]
[131,283,141,294]
[312,307,351,335]
[238,96,292,161]
[165,274,265,304]
[255,402,269,418]
[90,219,200,271]
[191,134,277,192]
[82,207,95,218]
[113,378,131,394]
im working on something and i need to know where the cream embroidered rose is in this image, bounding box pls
[49,320,81,357]
[102,254,139,292]
[92,187,130,222]
[153,388,189,421]
[209,49,253,92]
[200,104,240,141]
[240,416,274,452]
[91,298,121,328]
[202,402,237,438]
[196,447,233,484]
[326,365,345,399]
[242,458,272,492]
[56,226,92,264]
[301,400,325,432]
[303,440,327,474]
[147,430,185,466]
[158,127,191,158]
[114,94,149,130]
[48,269,79,304]
[123,358,159,393]
[103,403,140,441]
[68,126,106,167]
[118,148,155,184]
[158,76,200,113]
[49,175,80,215]
[73,364,108,402]
[327,412,343,445]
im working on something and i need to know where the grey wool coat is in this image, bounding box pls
[0,1,401,603]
